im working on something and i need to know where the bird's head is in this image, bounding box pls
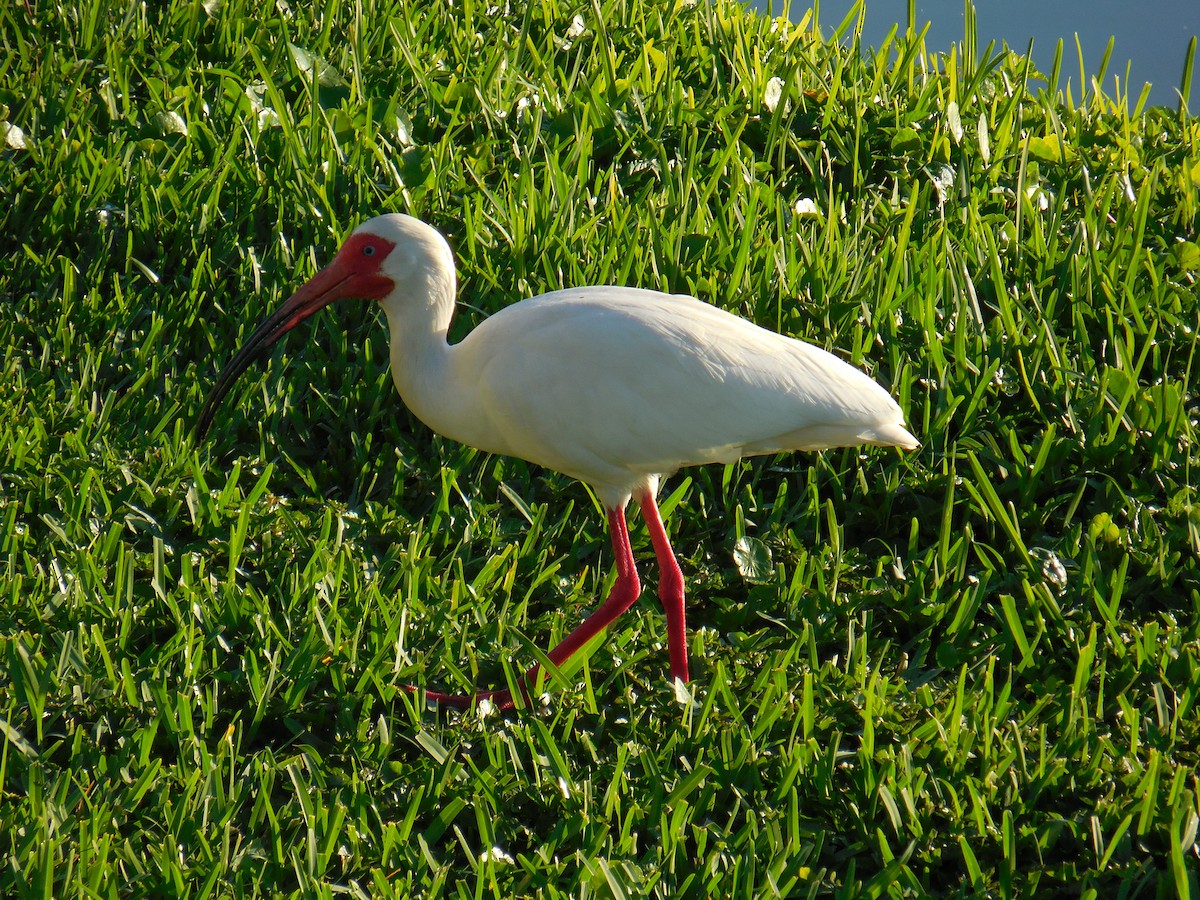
[195,213,453,439]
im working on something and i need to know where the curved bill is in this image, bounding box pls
[195,264,352,439]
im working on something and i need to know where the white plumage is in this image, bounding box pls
[198,213,918,710]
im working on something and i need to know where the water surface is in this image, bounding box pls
[749,0,1199,109]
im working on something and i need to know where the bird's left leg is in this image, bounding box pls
[409,504,643,711]
[637,488,689,683]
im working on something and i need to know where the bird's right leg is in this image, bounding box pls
[409,505,642,711]
[637,488,689,683]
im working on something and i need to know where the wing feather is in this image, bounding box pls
[458,287,916,488]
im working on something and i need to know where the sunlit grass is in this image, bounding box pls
[2,0,1199,895]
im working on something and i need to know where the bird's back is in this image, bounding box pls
[448,286,916,498]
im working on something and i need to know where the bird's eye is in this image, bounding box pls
[362,244,376,257]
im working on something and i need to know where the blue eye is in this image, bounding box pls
[363,244,376,256]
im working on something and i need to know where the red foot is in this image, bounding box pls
[401,682,526,712]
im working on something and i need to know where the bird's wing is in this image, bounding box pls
[458,286,914,489]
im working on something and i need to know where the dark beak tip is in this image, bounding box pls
[193,407,215,442]
[196,272,332,449]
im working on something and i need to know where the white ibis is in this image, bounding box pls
[198,214,918,710]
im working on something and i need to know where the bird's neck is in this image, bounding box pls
[380,290,493,453]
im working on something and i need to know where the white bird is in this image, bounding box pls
[198,214,918,710]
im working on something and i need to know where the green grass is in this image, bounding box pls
[3,0,1200,895]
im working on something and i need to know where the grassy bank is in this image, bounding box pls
[2,0,1199,895]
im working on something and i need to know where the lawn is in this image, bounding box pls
[2,0,1199,895]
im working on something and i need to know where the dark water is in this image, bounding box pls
[748,0,1199,109]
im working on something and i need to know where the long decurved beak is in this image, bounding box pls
[195,262,353,439]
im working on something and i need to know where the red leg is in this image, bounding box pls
[637,488,689,683]
[409,505,642,711]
